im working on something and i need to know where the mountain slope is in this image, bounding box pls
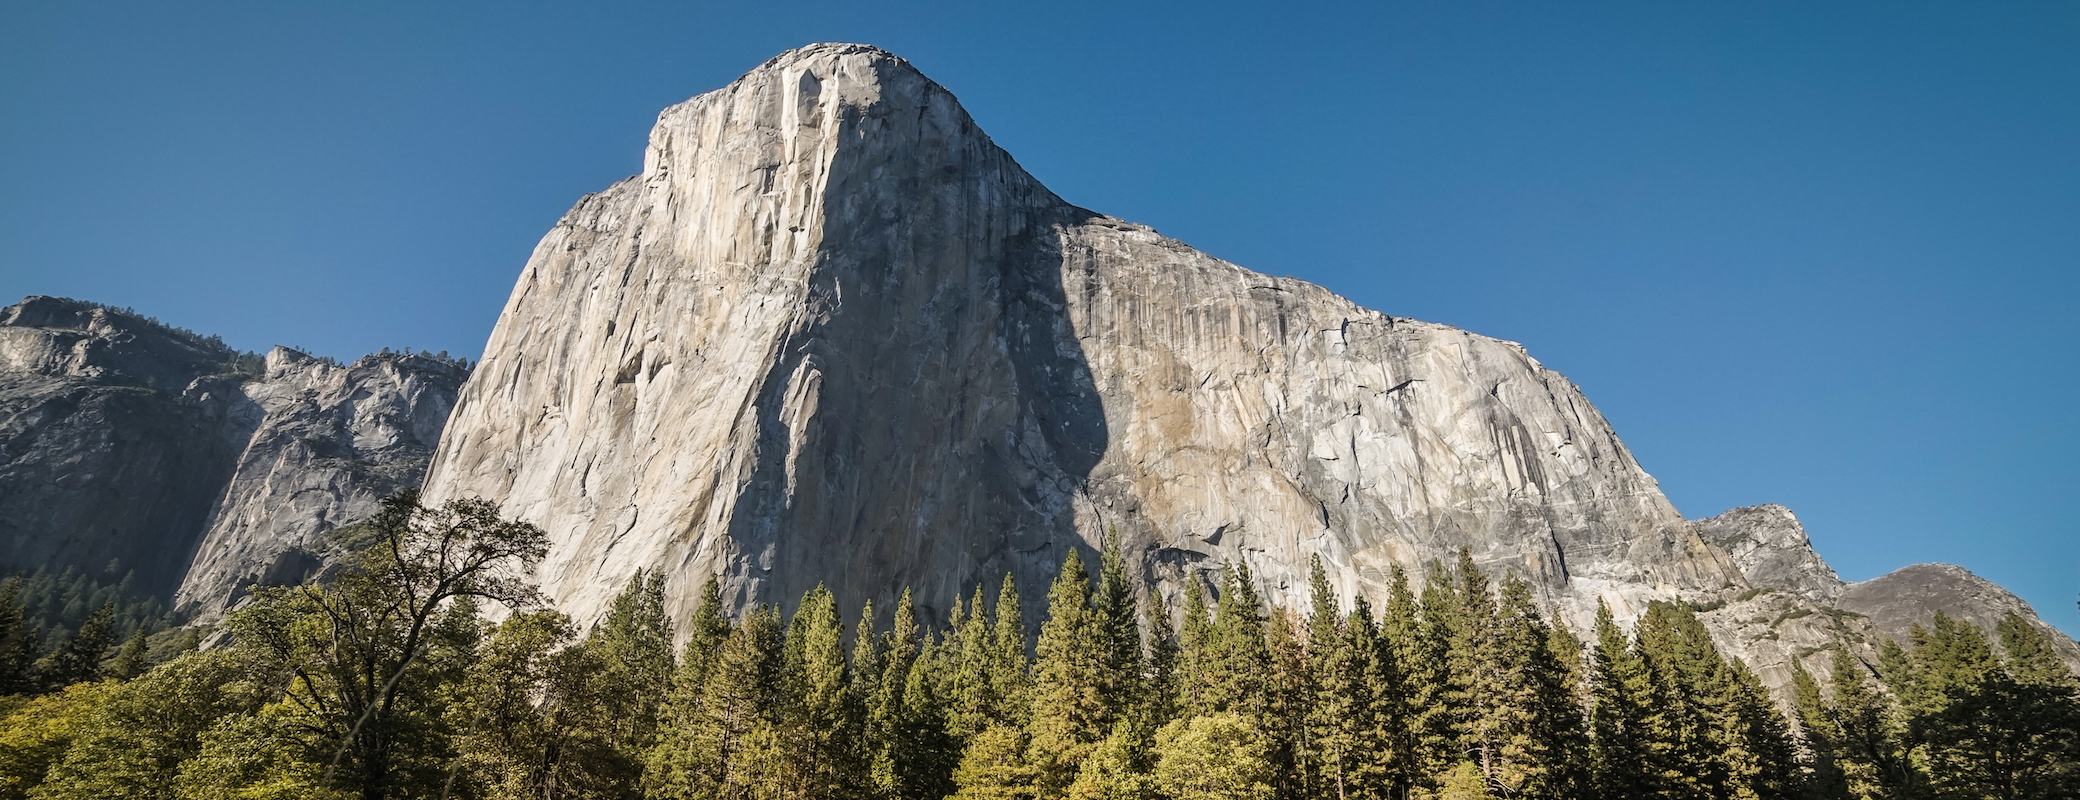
[422,43,1755,637]
[0,296,466,619]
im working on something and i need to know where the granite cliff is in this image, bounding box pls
[420,44,2079,692]
[0,296,466,620]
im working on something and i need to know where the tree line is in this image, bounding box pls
[0,493,2074,800]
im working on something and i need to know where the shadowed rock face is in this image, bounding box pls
[422,43,1750,636]
[1839,563,2080,668]
[0,296,466,619]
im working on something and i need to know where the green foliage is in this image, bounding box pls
[29,649,272,800]
[1026,551,1108,793]
[4,515,2077,800]
[1149,713,1275,800]
[32,603,115,690]
[217,490,546,799]
[0,682,116,800]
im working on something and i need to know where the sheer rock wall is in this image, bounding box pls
[422,44,1752,637]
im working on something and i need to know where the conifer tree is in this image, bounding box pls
[0,576,40,695]
[1722,657,1801,799]
[648,575,734,799]
[1265,608,1309,799]
[1093,534,1145,717]
[36,602,116,688]
[1345,594,1405,800]
[1475,575,1584,799]
[991,574,1031,728]
[1818,647,1908,800]
[1026,550,1110,793]
[698,604,785,798]
[1146,592,1183,729]
[781,584,861,799]
[1181,580,1216,717]
[950,586,994,738]
[106,625,150,680]
[1992,610,2080,794]
[1632,601,1714,799]
[589,569,675,774]
[1587,601,1650,800]
[1305,556,1360,800]
[900,624,961,800]
[1206,560,1272,720]
[1791,659,1847,799]
[1413,562,1471,785]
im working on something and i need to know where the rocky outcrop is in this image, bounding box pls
[172,346,464,620]
[0,296,466,619]
[1695,505,1842,604]
[1693,513,2080,689]
[1839,563,2080,670]
[422,43,1750,637]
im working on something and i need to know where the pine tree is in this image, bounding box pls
[1723,657,1801,800]
[105,625,150,680]
[0,576,42,694]
[781,584,861,799]
[648,574,733,798]
[1348,594,1405,800]
[1820,647,1908,800]
[1587,601,1650,800]
[952,584,997,739]
[1541,613,1592,798]
[1146,591,1183,729]
[898,620,962,800]
[1380,566,1428,800]
[1305,555,1360,800]
[1791,660,1846,798]
[1093,534,1145,718]
[1412,562,1470,786]
[590,569,675,778]
[1180,580,1216,717]
[1992,611,2080,795]
[698,604,786,798]
[1265,607,1309,799]
[1472,575,1576,798]
[992,574,1031,728]
[1205,560,1272,719]
[36,601,117,688]
[1026,550,1110,793]
[1632,601,1714,800]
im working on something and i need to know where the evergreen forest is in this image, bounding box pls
[0,492,2074,800]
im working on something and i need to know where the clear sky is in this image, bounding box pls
[4,2,2076,635]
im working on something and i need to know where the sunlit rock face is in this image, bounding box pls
[171,346,464,620]
[0,296,466,619]
[1694,504,1842,604]
[421,43,1754,638]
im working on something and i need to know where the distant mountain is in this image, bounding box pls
[0,295,465,620]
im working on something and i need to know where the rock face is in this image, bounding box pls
[1692,507,2080,690]
[423,43,1751,636]
[1839,563,2080,669]
[171,346,464,619]
[0,296,466,619]
[1694,505,1841,604]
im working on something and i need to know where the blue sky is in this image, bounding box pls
[4,1,2076,635]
